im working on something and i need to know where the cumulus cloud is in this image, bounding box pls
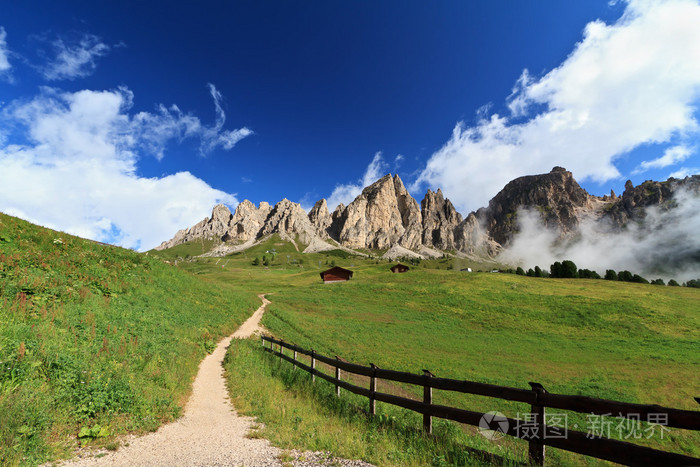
[633,145,693,173]
[326,152,387,210]
[670,167,700,178]
[498,188,700,281]
[413,0,700,213]
[0,27,11,75]
[42,33,110,81]
[0,85,252,250]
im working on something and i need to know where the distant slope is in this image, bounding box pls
[0,213,259,465]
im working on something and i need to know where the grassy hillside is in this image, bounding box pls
[0,214,259,465]
[159,237,700,465]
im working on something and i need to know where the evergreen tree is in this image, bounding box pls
[526,268,535,277]
[650,278,665,285]
[550,261,562,278]
[618,270,634,282]
[604,269,617,281]
[668,279,680,286]
[516,266,525,275]
[561,260,578,278]
[631,274,648,284]
[534,266,542,277]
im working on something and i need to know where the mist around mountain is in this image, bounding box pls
[157,168,700,281]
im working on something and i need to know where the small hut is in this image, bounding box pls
[320,266,354,283]
[390,264,410,273]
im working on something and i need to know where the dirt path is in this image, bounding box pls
[63,295,280,466]
[60,294,372,467]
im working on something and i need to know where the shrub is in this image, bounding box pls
[668,279,680,286]
[516,267,525,276]
[604,270,617,281]
[686,279,700,288]
[650,279,665,286]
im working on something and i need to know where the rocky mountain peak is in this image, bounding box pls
[421,188,462,250]
[259,198,318,244]
[308,199,332,236]
[335,173,422,249]
[477,167,591,245]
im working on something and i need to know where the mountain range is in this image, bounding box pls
[156,167,700,276]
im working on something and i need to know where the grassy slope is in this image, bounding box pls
[166,236,699,465]
[0,214,259,465]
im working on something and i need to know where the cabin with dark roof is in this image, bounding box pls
[320,266,354,283]
[390,264,410,273]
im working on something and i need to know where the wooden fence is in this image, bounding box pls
[260,335,700,466]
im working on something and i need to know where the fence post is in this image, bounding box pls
[528,382,546,466]
[293,349,297,370]
[278,339,283,361]
[369,363,378,415]
[311,350,316,383]
[422,369,434,434]
[335,356,342,397]
[261,335,264,347]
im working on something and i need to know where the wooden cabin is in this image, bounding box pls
[320,266,354,283]
[390,264,410,273]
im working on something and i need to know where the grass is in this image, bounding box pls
[224,338,521,466]
[3,221,698,466]
[160,236,700,465]
[0,214,259,465]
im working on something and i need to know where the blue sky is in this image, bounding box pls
[1,0,700,250]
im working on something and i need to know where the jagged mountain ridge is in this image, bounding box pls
[155,168,700,261]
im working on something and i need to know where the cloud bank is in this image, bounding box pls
[498,188,700,281]
[412,0,700,213]
[0,86,251,251]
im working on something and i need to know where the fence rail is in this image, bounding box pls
[260,335,700,466]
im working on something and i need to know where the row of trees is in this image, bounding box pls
[513,260,698,287]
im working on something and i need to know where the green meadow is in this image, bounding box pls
[2,218,698,466]
[160,235,699,465]
[0,214,259,465]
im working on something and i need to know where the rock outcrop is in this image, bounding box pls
[308,199,332,237]
[420,188,462,250]
[603,176,700,228]
[223,201,269,242]
[156,168,699,263]
[155,204,233,250]
[334,174,422,249]
[476,167,592,246]
[259,199,319,245]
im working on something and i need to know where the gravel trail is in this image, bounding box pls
[60,294,372,467]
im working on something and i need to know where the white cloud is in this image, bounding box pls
[326,152,387,210]
[413,0,700,213]
[633,145,693,173]
[669,167,700,178]
[0,86,252,250]
[201,83,253,154]
[0,27,11,74]
[42,33,110,81]
[498,188,700,281]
